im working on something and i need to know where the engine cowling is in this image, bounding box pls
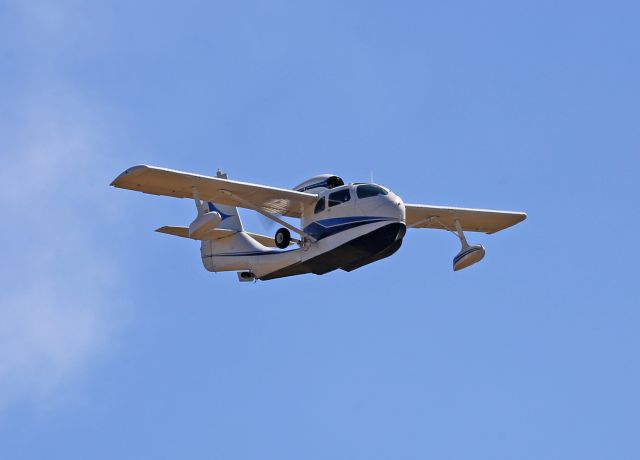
[189,211,222,239]
[292,174,344,193]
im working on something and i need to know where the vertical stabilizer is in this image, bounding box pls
[207,169,243,231]
[206,201,243,231]
[199,169,246,272]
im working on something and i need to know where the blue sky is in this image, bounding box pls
[1,1,638,458]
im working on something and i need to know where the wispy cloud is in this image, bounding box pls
[0,1,125,409]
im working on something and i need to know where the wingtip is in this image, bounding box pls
[110,164,151,187]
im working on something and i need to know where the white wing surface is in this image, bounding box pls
[405,204,527,234]
[111,165,317,218]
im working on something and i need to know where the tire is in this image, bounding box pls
[275,228,291,249]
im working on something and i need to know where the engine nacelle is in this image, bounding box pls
[189,211,222,239]
[453,244,485,271]
[292,174,344,193]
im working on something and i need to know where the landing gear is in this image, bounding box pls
[237,271,256,282]
[275,227,291,249]
[452,219,485,271]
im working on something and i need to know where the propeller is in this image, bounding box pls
[257,213,277,233]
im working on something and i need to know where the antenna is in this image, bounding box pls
[370,170,374,183]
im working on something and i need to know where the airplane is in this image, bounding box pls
[111,165,527,282]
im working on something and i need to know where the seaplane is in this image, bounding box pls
[111,165,526,282]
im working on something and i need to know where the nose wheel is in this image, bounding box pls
[275,228,291,249]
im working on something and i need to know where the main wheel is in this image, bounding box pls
[275,228,291,249]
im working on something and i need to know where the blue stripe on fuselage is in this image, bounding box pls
[303,216,394,241]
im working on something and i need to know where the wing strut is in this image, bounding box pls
[191,186,207,215]
[408,216,437,229]
[219,190,317,243]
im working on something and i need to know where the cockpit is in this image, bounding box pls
[303,182,405,234]
[313,184,392,215]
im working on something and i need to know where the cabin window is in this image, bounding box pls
[356,184,388,199]
[314,197,326,214]
[328,189,351,207]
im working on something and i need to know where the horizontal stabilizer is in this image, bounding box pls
[405,204,527,234]
[157,226,193,238]
[156,226,294,247]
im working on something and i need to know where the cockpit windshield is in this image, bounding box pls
[356,184,389,199]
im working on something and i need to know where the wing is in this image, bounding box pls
[405,204,527,234]
[111,165,318,218]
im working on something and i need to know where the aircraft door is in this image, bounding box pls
[325,187,355,218]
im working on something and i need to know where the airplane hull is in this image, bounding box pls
[259,222,406,280]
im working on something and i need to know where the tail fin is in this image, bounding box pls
[207,170,243,231]
[200,169,248,271]
[206,201,243,231]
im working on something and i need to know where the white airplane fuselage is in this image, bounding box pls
[201,182,406,280]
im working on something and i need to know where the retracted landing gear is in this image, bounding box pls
[275,227,291,249]
[452,219,485,271]
[237,271,256,282]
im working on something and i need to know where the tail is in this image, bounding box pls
[153,169,289,276]
[206,170,243,232]
[200,170,268,271]
[200,201,251,271]
[205,201,243,231]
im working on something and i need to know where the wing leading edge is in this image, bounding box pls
[110,165,318,218]
[405,204,527,234]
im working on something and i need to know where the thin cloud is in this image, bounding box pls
[0,1,126,409]
[0,95,125,409]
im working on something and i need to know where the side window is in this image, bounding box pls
[328,189,351,207]
[314,197,325,214]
